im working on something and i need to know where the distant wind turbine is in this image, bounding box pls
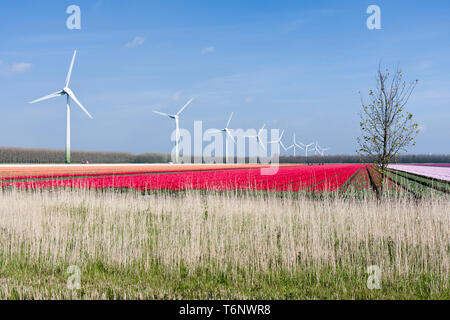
[268,130,288,152]
[211,112,236,163]
[303,142,315,159]
[248,123,266,150]
[153,98,194,164]
[315,142,330,156]
[29,50,93,164]
[287,133,304,157]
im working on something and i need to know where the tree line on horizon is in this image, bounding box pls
[0,147,448,164]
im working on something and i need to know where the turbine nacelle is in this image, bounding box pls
[153,98,194,120]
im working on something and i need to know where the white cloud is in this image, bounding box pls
[284,19,306,31]
[172,91,182,101]
[11,62,32,73]
[201,46,215,55]
[125,36,145,48]
[0,61,32,75]
[244,96,253,104]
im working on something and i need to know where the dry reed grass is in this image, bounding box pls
[0,188,448,299]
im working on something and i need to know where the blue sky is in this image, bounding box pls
[0,0,449,155]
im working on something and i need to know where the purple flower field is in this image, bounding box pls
[388,164,450,182]
[415,164,450,168]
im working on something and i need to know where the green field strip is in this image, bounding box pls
[385,170,445,197]
[367,167,414,197]
[387,169,450,194]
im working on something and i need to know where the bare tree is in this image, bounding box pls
[357,65,420,198]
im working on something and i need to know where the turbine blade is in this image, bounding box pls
[258,138,266,150]
[176,98,194,116]
[225,129,236,144]
[65,50,77,88]
[258,123,266,135]
[29,91,64,104]
[268,130,284,144]
[280,141,288,151]
[295,143,304,150]
[226,112,234,128]
[153,110,172,118]
[66,89,93,119]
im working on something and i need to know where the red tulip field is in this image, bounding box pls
[1,163,448,197]
[0,164,366,194]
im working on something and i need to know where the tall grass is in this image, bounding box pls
[0,188,448,299]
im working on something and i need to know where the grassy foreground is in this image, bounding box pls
[0,189,448,299]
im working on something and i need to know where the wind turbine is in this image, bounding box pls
[29,50,93,164]
[302,142,315,163]
[315,142,330,156]
[212,112,236,163]
[287,133,304,157]
[268,130,288,153]
[153,98,194,164]
[314,142,321,156]
[248,123,266,150]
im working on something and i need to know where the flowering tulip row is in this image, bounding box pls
[1,164,367,193]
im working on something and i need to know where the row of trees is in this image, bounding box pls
[0,147,170,164]
[280,154,450,164]
[0,147,448,164]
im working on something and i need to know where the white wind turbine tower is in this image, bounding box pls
[29,50,93,164]
[287,133,304,157]
[211,112,236,163]
[153,98,194,164]
[269,130,288,153]
[296,140,314,162]
[303,142,315,161]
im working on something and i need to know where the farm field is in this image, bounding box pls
[1,163,448,198]
[0,163,280,178]
[1,164,364,193]
[0,163,448,299]
[0,189,448,299]
[387,164,450,182]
